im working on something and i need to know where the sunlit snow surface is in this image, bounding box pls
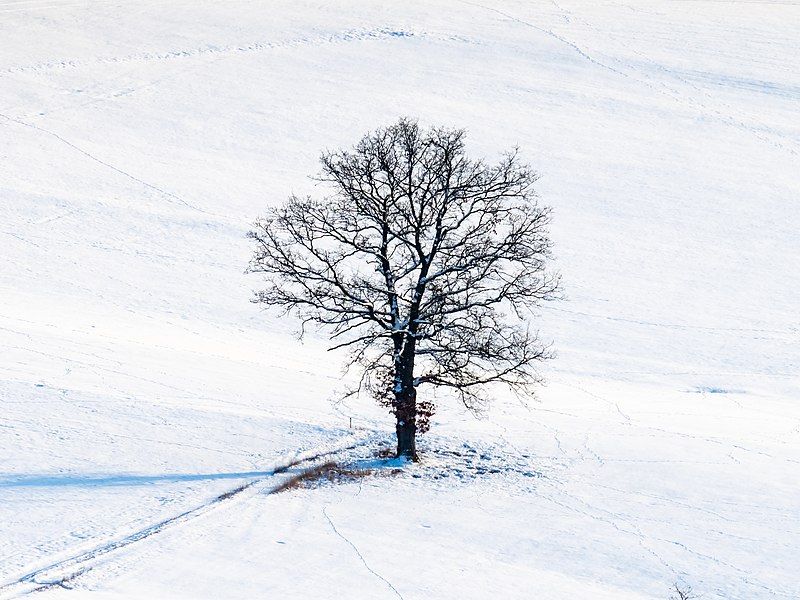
[1,1,799,598]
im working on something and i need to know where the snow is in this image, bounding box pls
[1,1,799,598]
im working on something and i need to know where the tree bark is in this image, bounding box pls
[395,387,418,460]
[394,349,418,460]
[392,332,419,460]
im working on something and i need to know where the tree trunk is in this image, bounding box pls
[393,337,418,460]
[396,416,417,460]
[395,384,418,460]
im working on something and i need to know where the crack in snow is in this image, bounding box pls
[322,484,404,600]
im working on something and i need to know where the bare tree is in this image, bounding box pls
[248,119,559,459]
[669,583,698,600]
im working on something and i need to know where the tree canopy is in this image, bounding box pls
[249,119,559,458]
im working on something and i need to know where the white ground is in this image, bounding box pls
[1,1,799,598]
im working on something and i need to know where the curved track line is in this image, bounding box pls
[0,113,217,217]
[0,434,376,599]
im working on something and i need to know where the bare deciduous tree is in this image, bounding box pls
[669,583,698,600]
[248,119,560,459]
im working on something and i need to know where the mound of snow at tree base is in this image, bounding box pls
[1,1,798,599]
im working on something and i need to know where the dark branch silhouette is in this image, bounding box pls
[248,119,560,459]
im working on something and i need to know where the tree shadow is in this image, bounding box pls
[0,470,275,488]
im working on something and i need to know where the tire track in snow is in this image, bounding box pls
[0,435,377,599]
[0,28,421,76]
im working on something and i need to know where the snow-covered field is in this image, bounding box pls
[1,1,799,598]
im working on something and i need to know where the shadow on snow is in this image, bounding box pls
[0,470,275,488]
